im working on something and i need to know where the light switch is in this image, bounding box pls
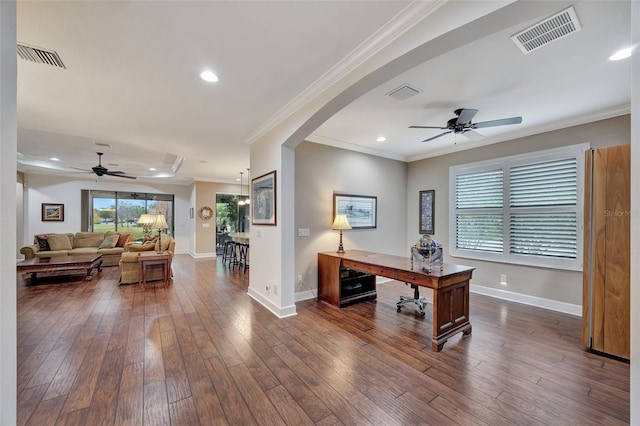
[202,223,210,228]
[298,228,310,237]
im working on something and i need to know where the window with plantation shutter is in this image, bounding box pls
[449,143,586,271]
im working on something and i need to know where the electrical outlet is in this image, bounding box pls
[297,275,303,285]
[500,274,507,285]
[265,285,270,292]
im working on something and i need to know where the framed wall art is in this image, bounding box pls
[419,190,435,234]
[42,203,64,222]
[333,193,377,229]
[252,170,276,225]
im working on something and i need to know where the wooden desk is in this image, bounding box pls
[318,250,474,351]
[138,252,171,285]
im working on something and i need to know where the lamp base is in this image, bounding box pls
[336,230,345,254]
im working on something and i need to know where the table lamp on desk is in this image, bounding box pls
[332,214,351,254]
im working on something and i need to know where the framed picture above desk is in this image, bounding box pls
[333,193,377,229]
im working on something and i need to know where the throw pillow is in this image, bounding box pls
[99,234,119,249]
[35,235,50,251]
[47,234,72,251]
[129,242,156,252]
[155,234,171,252]
[116,233,132,247]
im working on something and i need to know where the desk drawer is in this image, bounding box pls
[369,266,396,278]
[343,259,369,273]
[397,270,432,286]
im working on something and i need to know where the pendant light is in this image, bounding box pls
[245,168,251,205]
[238,171,246,206]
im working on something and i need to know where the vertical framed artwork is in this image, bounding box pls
[333,193,377,229]
[42,203,65,221]
[419,190,434,234]
[252,170,276,225]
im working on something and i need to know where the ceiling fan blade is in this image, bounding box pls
[422,131,451,142]
[473,116,522,129]
[462,129,485,141]
[106,171,137,179]
[409,125,448,129]
[455,108,478,125]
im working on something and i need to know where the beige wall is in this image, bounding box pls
[408,115,631,306]
[294,141,408,296]
[194,180,241,256]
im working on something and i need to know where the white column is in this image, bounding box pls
[0,0,18,424]
[629,0,639,423]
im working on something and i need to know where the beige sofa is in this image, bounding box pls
[20,231,131,267]
[119,234,175,284]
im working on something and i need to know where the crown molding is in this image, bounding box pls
[244,0,449,146]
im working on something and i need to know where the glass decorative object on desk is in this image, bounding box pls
[410,235,443,273]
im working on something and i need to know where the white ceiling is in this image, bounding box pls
[16,1,632,184]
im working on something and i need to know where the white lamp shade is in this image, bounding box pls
[150,214,168,230]
[137,213,155,225]
[332,214,352,230]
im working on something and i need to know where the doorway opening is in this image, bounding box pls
[215,193,249,254]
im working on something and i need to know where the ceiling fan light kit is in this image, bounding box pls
[410,108,522,143]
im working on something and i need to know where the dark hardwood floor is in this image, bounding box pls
[17,254,629,425]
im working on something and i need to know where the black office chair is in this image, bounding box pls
[396,246,442,317]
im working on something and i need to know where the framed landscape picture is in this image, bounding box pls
[333,193,377,229]
[252,170,276,225]
[419,190,434,234]
[42,203,64,222]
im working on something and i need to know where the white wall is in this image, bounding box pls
[0,1,17,423]
[22,174,193,254]
[294,141,408,298]
[408,115,630,309]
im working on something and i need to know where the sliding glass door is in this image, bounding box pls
[83,190,174,241]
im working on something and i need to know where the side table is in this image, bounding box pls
[138,252,171,285]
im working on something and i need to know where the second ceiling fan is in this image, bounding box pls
[410,108,522,142]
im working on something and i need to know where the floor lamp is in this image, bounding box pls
[150,214,168,253]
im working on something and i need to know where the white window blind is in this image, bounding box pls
[455,170,503,253]
[509,158,577,260]
[449,144,586,270]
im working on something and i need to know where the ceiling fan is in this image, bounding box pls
[410,108,522,142]
[86,152,137,179]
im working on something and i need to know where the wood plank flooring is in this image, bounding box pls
[17,255,629,425]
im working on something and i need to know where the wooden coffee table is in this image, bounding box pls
[17,254,103,282]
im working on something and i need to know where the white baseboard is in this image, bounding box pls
[295,290,317,302]
[247,287,297,318]
[189,252,216,259]
[471,284,582,317]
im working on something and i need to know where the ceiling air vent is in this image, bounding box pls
[511,6,582,54]
[17,42,66,68]
[386,83,421,101]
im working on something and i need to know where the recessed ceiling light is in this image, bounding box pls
[50,157,60,161]
[609,47,632,61]
[149,167,156,171]
[200,70,219,82]
[376,136,386,143]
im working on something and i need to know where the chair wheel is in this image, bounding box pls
[397,307,401,313]
[420,311,426,318]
